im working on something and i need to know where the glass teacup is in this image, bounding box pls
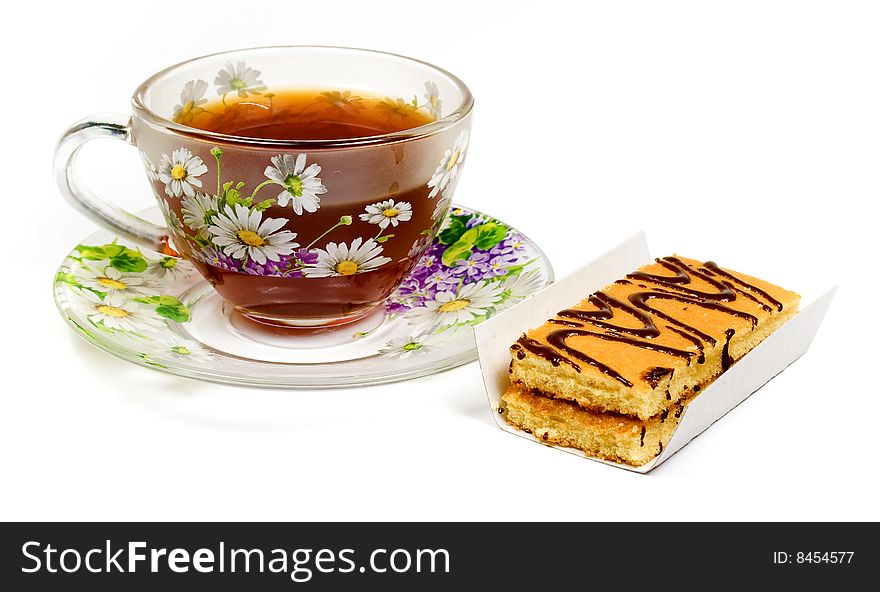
[55,46,473,328]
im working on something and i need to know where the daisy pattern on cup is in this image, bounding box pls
[139,150,159,182]
[302,238,391,278]
[181,192,219,239]
[72,289,165,334]
[172,79,208,123]
[431,194,452,223]
[208,203,299,265]
[316,90,365,116]
[263,153,327,215]
[359,199,413,230]
[158,198,183,234]
[158,148,208,198]
[214,61,266,98]
[408,237,431,258]
[377,97,419,118]
[428,129,469,199]
[423,81,442,119]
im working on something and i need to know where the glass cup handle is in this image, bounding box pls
[54,114,176,255]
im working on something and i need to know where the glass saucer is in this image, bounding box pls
[53,204,553,388]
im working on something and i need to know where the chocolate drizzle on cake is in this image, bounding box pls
[628,257,738,302]
[552,329,694,361]
[703,261,784,311]
[546,330,633,386]
[628,290,757,345]
[515,336,581,372]
[721,329,736,371]
[558,292,661,338]
[665,325,706,364]
[643,367,674,388]
[514,257,787,387]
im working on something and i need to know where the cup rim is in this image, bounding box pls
[131,45,474,148]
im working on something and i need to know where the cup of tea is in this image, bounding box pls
[55,46,474,327]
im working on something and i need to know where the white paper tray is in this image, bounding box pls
[475,232,835,473]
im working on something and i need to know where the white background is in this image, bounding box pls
[2,0,878,521]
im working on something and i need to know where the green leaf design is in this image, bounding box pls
[375,234,395,244]
[253,199,275,211]
[75,243,148,272]
[472,223,508,250]
[441,240,474,267]
[74,245,108,260]
[222,180,247,206]
[135,295,184,306]
[438,215,472,245]
[134,294,190,322]
[458,226,479,245]
[155,304,191,323]
[109,251,148,273]
[458,223,507,251]
[55,272,79,285]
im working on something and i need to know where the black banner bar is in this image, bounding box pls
[1,523,876,589]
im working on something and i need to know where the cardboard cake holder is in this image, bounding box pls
[475,232,835,473]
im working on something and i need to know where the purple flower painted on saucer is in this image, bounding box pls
[483,253,519,278]
[451,252,490,277]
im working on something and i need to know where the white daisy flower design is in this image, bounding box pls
[158,148,208,198]
[208,203,299,264]
[302,237,391,278]
[181,192,218,238]
[79,263,158,297]
[145,336,215,363]
[427,129,469,199]
[500,268,545,300]
[431,194,452,222]
[214,61,267,97]
[408,281,504,328]
[359,199,413,230]
[158,199,183,234]
[72,289,165,334]
[264,153,327,215]
[379,332,449,359]
[424,81,442,118]
[408,237,431,258]
[172,79,208,122]
[139,150,159,181]
[148,256,195,281]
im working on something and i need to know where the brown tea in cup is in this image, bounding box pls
[184,89,436,140]
[166,88,441,325]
